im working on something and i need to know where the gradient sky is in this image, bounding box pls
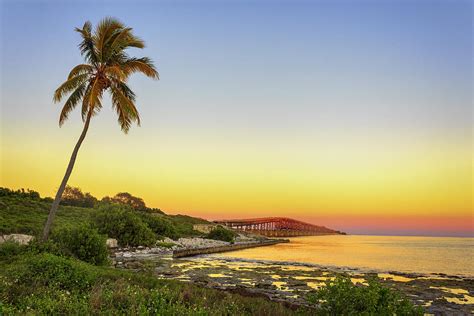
[1,0,472,236]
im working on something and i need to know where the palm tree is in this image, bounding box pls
[42,18,159,240]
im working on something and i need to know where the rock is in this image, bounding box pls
[106,238,118,248]
[2,234,34,245]
[124,261,144,269]
[176,237,229,249]
[162,237,176,244]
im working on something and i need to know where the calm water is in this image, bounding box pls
[211,235,474,276]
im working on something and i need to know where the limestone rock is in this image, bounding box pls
[162,237,176,244]
[106,238,118,248]
[2,234,34,245]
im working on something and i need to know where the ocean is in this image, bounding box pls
[209,235,474,276]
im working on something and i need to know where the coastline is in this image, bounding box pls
[113,238,474,315]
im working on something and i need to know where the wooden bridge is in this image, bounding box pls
[213,217,344,237]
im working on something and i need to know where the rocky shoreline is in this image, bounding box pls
[112,235,277,260]
[173,239,289,258]
[4,234,473,314]
[112,239,474,315]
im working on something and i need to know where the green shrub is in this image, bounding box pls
[167,214,209,237]
[206,226,237,243]
[0,187,41,200]
[60,186,97,208]
[8,253,99,292]
[308,275,423,315]
[155,241,175,248]
[24,239,66,258]
[52,225,108,265]
[93,205,156,247]
[0,240,69,264]
[0,241,25,260]
[138,213,178,240]
[101,192,147,211]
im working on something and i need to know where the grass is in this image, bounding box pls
[0,195,94,236]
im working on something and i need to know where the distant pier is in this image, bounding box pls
[214,217,344,237]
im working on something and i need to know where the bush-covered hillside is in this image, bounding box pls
[0,187,208,241]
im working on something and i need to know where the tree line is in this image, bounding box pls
[0,186,163,214]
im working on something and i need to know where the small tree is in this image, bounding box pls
[52,225,109,265]
[102,192,147,211]
[206,226,237,243]
[61,186,97,208]
[93,205,156,247]
[308,275,423,315]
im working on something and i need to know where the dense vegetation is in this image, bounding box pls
[0,188,45,201]
[102,192,148,212]
[308,275,423,315]
[0,243,299,315]
[206,225,238,243]
[0,194,93,236]
[0,187,205,242]
[93,206,157,247]
[51,226,109,265]
[60,186,97,208]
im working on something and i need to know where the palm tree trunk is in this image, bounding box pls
[42,111,93,241]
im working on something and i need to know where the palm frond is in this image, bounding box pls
[86,77,103,115]
[113,80,136,102]
[68,64,93,80]
[110,83,140,132]
[105,65,126,81]
[59,83,87,126]
[94,17,125,62]
[111,92,132,132]
[104,27,145,63]
[111,29,144,51]
[102,27,132,62]
[54,74,89,102]
[75,21,98,64]
[80,78,103,121]
[121,57,159,79]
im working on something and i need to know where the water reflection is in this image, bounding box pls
[209,235,474,276]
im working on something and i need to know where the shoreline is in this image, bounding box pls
[113,242,474,315]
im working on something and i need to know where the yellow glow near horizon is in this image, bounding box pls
[1,125,471,221]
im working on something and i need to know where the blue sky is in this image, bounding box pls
[2,0,471,133]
